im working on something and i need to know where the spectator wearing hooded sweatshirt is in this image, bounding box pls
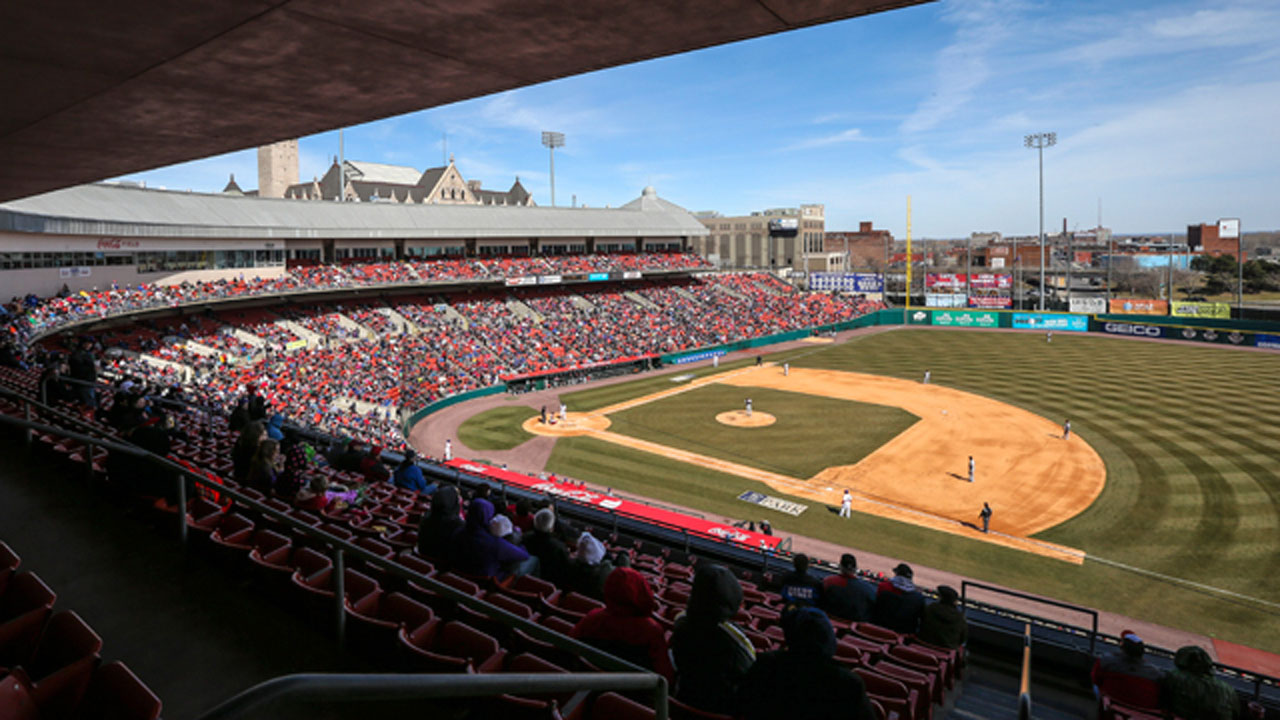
[670,564,756,715]
[265,413,285,441]
[451,497,535,579]
[736,607,875,720]
[571,567,674,683]
[393,450,430,493]
[524,508,573,587]
[570,531,613,600]
[822,553,876,623]
[873,562,926,634]
[416,485,465,562]
[1160,645,1241,720]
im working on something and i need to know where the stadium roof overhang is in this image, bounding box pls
[0,0,929,204]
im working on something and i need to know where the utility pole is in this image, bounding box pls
[541,131,565,207]
[905,196,913,317]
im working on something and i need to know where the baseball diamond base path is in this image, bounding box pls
[523,363,1105,563]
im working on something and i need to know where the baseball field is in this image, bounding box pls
[456,328,1280,652]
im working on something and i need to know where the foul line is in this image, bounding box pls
[1084,555,1280,613]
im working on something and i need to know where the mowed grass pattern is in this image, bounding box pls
[457,406,537,450]
[605,384,919,479]
[540,329,1280,650]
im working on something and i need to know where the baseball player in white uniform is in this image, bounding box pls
[839,489,852,518]
[1063,419,1071,440]
[745,398,753,418]
[968,456,975,483]
[444,438,452,461]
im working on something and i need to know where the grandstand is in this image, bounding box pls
[4,238,1278,718]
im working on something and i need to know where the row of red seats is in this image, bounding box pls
[0,541,161,720]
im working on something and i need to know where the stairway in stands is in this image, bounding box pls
[943,660,1091,720]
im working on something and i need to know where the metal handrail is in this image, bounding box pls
[1017,623,1032,720]
[194,672,668,720]
[961,580,1100,655]
[0,392,645,678]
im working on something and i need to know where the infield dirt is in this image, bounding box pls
[523,362,1106,562]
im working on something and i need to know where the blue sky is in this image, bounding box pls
[117,0,1280,238]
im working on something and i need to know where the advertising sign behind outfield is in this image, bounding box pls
[810,272,883,293]
[1013,313,1089,332]
[968,273,1012,289]
[505,276,537,287]
[1069,297,1108,314]
[1093,319,1255,346]
[737,490,808,516]
[1170,301,1231,319]
[1098,321,1166,338]
[1258,334,1280,350]
[926,273,966,290]
[908,309,932,325]
[932,310,1000,328]
[925,293,967,307]
[1171,326,1252,346]
[1109,298,1169,315]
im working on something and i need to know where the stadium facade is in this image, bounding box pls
[0,184,708,298]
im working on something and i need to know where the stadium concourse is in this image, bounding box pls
[1,257,1276,720]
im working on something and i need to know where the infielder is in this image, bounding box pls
[923,369,931,384]
[560,403,568,422]
[979,502,992,533]
[1063,419,1071,440]
[745,398,753,418]
[839,489,852,518]
[968,455,975,483]
[713,355,719,368]
[783,362,790,377]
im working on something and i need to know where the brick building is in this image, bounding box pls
[824,221,893,269]
[1187,223,1239,260]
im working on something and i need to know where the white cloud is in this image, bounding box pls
[784,128,865,150]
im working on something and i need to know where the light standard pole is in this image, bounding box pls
[541,131,565,207]
[1025,132,1056,311]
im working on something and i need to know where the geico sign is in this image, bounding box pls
[1104,322,1161,337]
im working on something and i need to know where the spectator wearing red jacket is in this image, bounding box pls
[571,567,674,683]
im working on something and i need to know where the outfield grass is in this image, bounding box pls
[537,329,1280,651]
[456,406,537,450]
[605,384,918,479]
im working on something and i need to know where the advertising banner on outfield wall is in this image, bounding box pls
[926,293,968,307]
[1257,334,1280,350]
[1109,298,1169,315]
[908,309,932,325]
[1070,297,1108,314]
[931,310,1000,328]
[505,276,537,287]
[1168,326,1252,346]
[1013,313,1089,331]
[1170,301,1231,319]
[1096,320,1167,338]
[967,295,1012,308]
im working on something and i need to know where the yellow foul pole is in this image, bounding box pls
[905,195,913,313]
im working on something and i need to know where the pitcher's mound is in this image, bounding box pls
[716,410,777,428]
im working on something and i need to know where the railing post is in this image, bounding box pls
[1017,623,1032,720]
[654,675,669,720]
[682,529,689,554]
[611,510,618,536]
[176,473,188,547]
[332,547,346,648]
[84,440,96,484]
[24,400,33,449]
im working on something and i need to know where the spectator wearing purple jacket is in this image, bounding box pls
[450,498,537,579]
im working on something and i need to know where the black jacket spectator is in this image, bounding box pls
[778,554,824,609]
[671,564,756,715]
[416,485,465,562]
[736,607,875,720]
[523,508,573,587]
[917,585,968,649]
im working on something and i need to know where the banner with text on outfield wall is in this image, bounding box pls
[1092,318,1255,346]
[1170,301,1231,319]
[931,309,1001,328]
[1110,298,1169,315]
[1069,297,1107,314]
[1013,312,1089,332]
[1258,334,1280,350]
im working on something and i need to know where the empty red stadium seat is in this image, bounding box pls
[0,571,57,668]
[398,620,506,673]
[591,691,654,720]
[79,661,163,720]
[346,591,437,665]
[856,668,922,720]
[540,592,603,623]
[0,668,40,720]
[0,540,19,595]
[25,610,103,720]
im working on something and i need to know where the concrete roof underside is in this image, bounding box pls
[0,0,928,204]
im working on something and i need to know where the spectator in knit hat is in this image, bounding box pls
[524,508,572,587]
[570,531,613,600]
[873,562,925,634]
[918,585,968,650]
[1091,630,1161,710]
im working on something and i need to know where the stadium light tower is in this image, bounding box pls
[1024,132,1056,311]
[541,131,565,207]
